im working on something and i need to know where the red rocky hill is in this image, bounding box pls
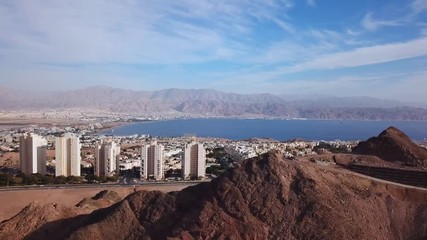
[353,126,427,167]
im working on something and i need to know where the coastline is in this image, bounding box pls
[2,116,427,141]
[0,118,132,133]
[0,118,86,130]
[101,118,427,141]
[96,121,130,133]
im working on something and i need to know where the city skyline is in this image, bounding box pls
[0,1,426,102]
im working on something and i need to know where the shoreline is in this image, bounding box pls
[95,121,131,134]
[99,118,427,142]
[1,117,426,142]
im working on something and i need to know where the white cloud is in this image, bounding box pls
[411,0,427,14]
[0,0,294,66]
[270,17,295,33]
[0,0,426,103]
[346,29,361,36]
[284,37,427,72]
[361,12,403,31]
[249,29,349,65]
[209,35,427,99]
[308,29,344,46]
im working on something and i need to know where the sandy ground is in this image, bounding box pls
[0,118,126,131]
[0,152,19,168]
[0,148,91,169]
[0,118,81,130]
[0,183,195,222]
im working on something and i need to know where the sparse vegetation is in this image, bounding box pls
[313,142,351,154]
[206,147,237,175]
[0,173,118,186]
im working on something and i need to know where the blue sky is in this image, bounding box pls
[0,0,427,102]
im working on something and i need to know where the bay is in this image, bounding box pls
[102,119,427,141]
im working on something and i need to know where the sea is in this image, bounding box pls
[101,119,427,141]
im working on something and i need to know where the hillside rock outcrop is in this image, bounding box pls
[353,126,427,166]
[0,190,123,240]
[0,202,83,240]
[76,190,122,210]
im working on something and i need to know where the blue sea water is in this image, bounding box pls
[102,119,427,141]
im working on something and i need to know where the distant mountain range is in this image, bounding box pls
[1,86,427,120]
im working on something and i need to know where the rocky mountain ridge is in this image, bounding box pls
[1,86,427,120]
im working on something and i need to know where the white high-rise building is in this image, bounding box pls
[94,139,120,177]
[182,141,206,179]
[141,141,164,180]
[19,133,47,175]
[55,133,81,177]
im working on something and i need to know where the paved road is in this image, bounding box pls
[0,180,206,192]
[313,161,427,191]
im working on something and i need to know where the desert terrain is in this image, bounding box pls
[0,152,19,169]
[0,116,124,131]
[0,184,195,222]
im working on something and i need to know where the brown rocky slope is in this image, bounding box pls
[353,126,427,167]
[3,151,427,239]
[0,202,84,240]
[0,190,123,240]
[75,190,122,211]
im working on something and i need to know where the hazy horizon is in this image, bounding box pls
[0,0,426,102]
[2,84,426,108]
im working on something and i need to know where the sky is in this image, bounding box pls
[0,0,427,102]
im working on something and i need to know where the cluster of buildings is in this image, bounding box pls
[8,122,360,183]
[18,132,207,180]
[137,140,206,180]
[19,133,122,177]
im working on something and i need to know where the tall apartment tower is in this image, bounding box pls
[19,133,47,175]
[141,141,164,180]
[182,141,206,179]
[94,139,120,177]
[55,133,81,177]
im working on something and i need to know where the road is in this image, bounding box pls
[0,180,207,192]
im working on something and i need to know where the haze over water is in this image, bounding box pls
[102,119,427,141]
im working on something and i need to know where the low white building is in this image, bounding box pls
[119,159,142,171]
